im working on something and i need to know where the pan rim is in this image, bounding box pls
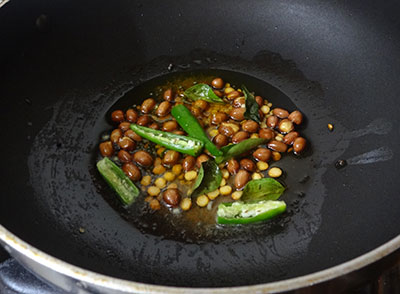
[1,224,399,293]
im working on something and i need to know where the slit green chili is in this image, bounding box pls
[130,124,204,157]
[171,104,223,157]
[96,157,140,205]
[217,200,286,224]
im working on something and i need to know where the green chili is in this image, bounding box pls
[96,157,140,206]
[171,104,223,157]
[130,124,204,157]
[217,200,286,225]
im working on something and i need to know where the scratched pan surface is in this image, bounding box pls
[0,0,400,288]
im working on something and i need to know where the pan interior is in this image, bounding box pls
[1,0,400,288]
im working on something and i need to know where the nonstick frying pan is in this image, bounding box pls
[0,0,400,293]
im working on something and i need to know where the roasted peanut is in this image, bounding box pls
[242,120,259,133]
[136,115,152,126]
[272,108,289,118]
[163,88,174,101]
[229,108,245,121]
[255,96,264,107]
[240,158,256,172]
[141,98,156,114]
[268,140,288,152]
[99,141,113,157]
[133,150,153,167]
[110,129,122,144]
[162,120,178,132]
[234,169,250,190]
[288,110,303,125]
[283,131,299,145]
[124,130,142,141]
[111,110,124,122]
[293,137,306,153]
[227,90,240,100]
[118,136,135,151]
[126,109,138,123]
[163,150,180,166]
[211,112,228,125]
[232,131,249,143]
[196,154,209,168]
[118,122,131,132]
[211,77,224,89]
[213,134,229,147]
[227,159,240,175]
[213,90,223,97]
[218,124,235,137]
[148,122,159,130]
[193,99,209,111]
[122,162,141,181]
[163,189,180,206]
[117,150,132,163]
[267,116,279,128]
[156,101,171,117]
[259,128,275,140]
[253,148,272,162]
[233,97,245,108]
[182,156,196,172]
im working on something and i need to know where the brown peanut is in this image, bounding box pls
[253,148,272,162]
[163,88,174,101]
[211,112,228,125]
[118,136,135,151]
[162,120,178,132]
[213,134,228,147]
[293,137,306,153]
[211,77,224,89]
[136,115,152,126]
[156,101,171,117]
[133,150,153,167]
[110,129,122,144]
[259,128,275,140]
[267,116,279,128]
[232,131,249,143]
[182,156,196,172]
[141,98,156,114]
[126,109,138,123]
[272,108,289,118]
[227,159,240,175]
[240,159,256,172]
[163,150,180,166]
[229,108,245,121]
[234,170,250,190]
[283,131,299,145]
[122,163,141,181]
[242,120,259,133]
[268,140,288,152]
[288,110,303,125]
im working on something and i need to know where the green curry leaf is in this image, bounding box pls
[241,178,285,202]
[190,160,222,198]
[184,83,224,103]
[243,85,261,123]
[215,138,267,164]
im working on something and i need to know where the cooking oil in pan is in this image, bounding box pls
[97,69,314,243]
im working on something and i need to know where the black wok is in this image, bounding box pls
[1,0,400,293]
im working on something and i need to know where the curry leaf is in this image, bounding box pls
[241,178,285,202]
[184,83,224,103]
[243,85,261,123]
[215,138,267,164]
[191,160,222,198]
